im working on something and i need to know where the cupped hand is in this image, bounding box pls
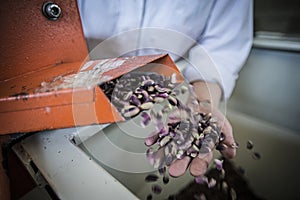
[145,104,236,177]
[145,80,237,177]
[169,105,236,177]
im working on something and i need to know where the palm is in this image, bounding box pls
[145,86,236,177]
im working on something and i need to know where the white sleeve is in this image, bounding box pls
[183,0,253,100]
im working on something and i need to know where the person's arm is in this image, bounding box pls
[191,81,221,108]
[168,0,253,177]
[168,80,236,177]
[191,80,236,158]
[183,0,253,100]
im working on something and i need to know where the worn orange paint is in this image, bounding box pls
[0,0,184,135]
[0,0,88,81]
[0,54,183,134]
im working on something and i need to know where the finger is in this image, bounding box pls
[190,136,214,177]
[145,123,167,146]
[168,156,191,177]
[218,117,236,159]
[220,136,237,159]
[203,106,237,159]
[199,111,237,160]
[190,151,213,177]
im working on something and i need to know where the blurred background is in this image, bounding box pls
[229,0,300,133]
[223,1,300,198]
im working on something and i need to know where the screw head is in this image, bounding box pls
[42,2,61,20]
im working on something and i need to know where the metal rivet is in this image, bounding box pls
[42,2,61,20]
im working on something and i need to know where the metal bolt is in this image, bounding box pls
[42,2,61,20]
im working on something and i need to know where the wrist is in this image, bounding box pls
[190,80,222,109]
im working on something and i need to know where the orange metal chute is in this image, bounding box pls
[0,0,183,135]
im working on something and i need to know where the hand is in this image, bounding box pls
[168,104,236,177]
[145,81,237,177]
